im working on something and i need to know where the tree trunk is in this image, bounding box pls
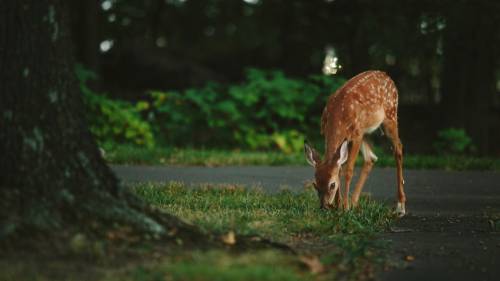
[0,0,196,241]
[440,0,499,155]
[72,0,100,76]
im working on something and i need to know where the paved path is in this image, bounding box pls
[112,165,500,281]
[113,165,500,215]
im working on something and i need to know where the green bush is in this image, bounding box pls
[433,128,473,155]
[76,65,154,148]
[146,69,345,153]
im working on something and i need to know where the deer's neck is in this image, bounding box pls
[324,127,348,164]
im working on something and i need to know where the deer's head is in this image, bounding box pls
[304,141,349,209]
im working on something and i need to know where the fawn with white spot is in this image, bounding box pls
[304,70,406,217]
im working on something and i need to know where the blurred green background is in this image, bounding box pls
[72,0,500,157]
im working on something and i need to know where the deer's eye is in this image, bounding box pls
[329,182,336,189]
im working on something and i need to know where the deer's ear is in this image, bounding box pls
[304,142,321,167]
[337,141,349,166]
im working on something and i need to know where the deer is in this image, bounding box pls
[304,70,406,217]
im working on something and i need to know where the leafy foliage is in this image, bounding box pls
[76,65,154,148]
[433,128,473,155]
[144,69,345,153]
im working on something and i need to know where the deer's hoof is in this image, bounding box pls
[395,202,406,218]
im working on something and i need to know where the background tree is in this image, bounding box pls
[440,0,500,154]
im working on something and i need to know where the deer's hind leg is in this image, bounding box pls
[382,119,406,217]
[351,140,377,207]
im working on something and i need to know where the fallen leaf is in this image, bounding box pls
[107,231,116,240]
[390,227,413,233]
[167,227,178,237]
[70,233,88,253]
[299,255,324,274]
[249,236,262,242]
[175,238,183,246]
[404,255,415,261]
[221,231,236,245]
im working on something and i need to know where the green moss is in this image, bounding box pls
[3,110,13,121]
[77,151,88,165]
[23,127,44,152]
[82,196,165,236]
[46,5,59,42]
[48,90,58,103]
[58,189,75,204]
[33,127,43,148]
[64,168,71,178]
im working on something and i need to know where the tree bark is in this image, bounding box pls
[72,0,100,76]
[0,0,196,241]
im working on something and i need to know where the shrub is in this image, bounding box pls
[433,128,473,155]
[76,65,155,148]
[145,69,345,153]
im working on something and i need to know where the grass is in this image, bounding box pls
[104,145,303,166]
[126,182,394,280]
[127,250,309,281]
[0,183,395,281]
[104,144,500,170]
[134,182,392,239]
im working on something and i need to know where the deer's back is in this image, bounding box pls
[321,70,398,137]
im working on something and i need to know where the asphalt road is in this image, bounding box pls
[112,165,500,281]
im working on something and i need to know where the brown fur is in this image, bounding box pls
[307,70,406,212]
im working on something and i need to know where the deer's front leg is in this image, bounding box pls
[342,138,362,210]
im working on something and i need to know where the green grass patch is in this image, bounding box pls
[134,182,392,238]
[104,145,303,166]
[105,145,500,170]
[128,250,310,281]
[126,182,394,280]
